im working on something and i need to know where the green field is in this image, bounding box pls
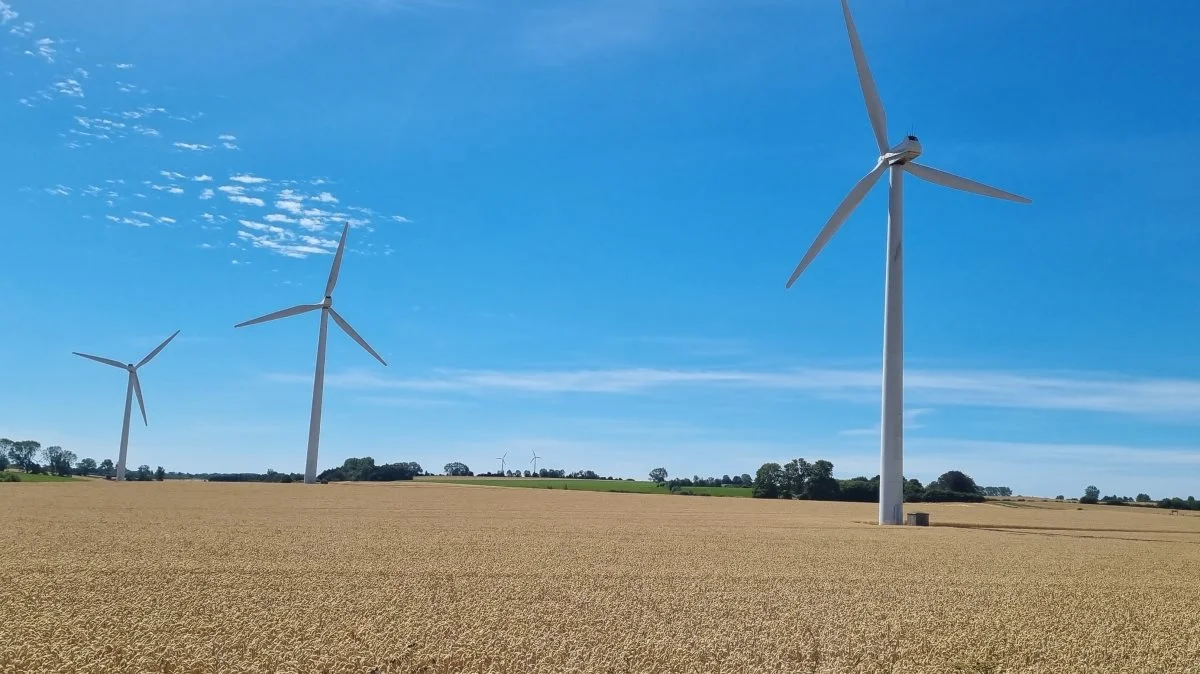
[1,471,75,483]
[417,476,753,497]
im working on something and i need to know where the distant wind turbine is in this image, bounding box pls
[530,450,541,474]
[73,330,179,481]
[497,451,507,475]
[786,0,1031,525]
[234,223,386,485]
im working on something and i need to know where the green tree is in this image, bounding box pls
[154,466,166,481]
[0,438,12,468]
[443,462,472,477]
[99,459,115,477]
[1135,493,1151,503]
[76,458,98,476]
[933,470,978,494]
[648,467,668,483]
[136,464,153,481]
[1080,485,1100,504]
[43,446,77,477]
[0,452,8,471]
[807,460,839,500]
[752,463,784,499]
[7,440,40,471]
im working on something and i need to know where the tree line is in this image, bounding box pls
[747,459,994,503]
[1074,485,1198,511]
[1,438,165,482]
[443,462,630,481]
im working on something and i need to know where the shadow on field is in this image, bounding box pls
[930,522,1200,545]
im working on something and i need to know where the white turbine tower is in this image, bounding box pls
[530,450,541,474]
[497,451,507,476]
[73,330,179,481]
[235,223,386,485]
[787,0,1031,525]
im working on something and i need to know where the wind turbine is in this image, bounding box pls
[786,0,1031,525]
[73,330,179,481]
[234,222,386,485]
[530,450,541,474]
[497,451,507,476]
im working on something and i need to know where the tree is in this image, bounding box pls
[649,467,668,483]
[1055,495,1064,500]
[99,459,115,477]
[7,440,40,472]
[0,438,12,469]
[76,458,98,476]
[446,458,472,474]
[1080,485,1100,504]
[1136,493,1151,503]
[752,463,784,499]
[154,466,166,481]
[933,470,978,494]
[42,446,77,477]
[136,465,153,481]
[0,452,7,471]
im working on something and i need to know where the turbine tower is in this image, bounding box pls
[530,450,541,474]
[235,223,386,485]
[73,330,179,481]
[497,451,507,475]
[786,0,1031,525]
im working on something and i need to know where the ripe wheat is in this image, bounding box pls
[2,481,1199,673]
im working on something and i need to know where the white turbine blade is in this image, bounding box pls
[904,162,1032,204]
[137,330,180,369]
[234,304,321,328]
[841,0,889,152]
[786,161,887,288]
[324,223,350,297]
[131,371,148,426]
[73,352,127,369]
[328,308,387,366]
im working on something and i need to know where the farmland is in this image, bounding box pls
[3,481,1199,673]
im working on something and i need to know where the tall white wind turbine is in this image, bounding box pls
[235,223,386,485]
[787,0,1031,525]
[497,451,507,475]
[530,450,541,474]
[73,330,179,481]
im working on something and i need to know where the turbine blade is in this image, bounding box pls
[137,330,180,369]
[73,352,127,369]
[842,0,889,152]
[786,162,888,288]
[324,223,350,297]
[131,372,148,426]
[234,304,321,328]
[328,308,387,366]
[904,162,1032,204]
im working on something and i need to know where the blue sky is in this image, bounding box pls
[2,0,1197,497]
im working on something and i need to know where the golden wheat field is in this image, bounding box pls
[3,481,1200,674]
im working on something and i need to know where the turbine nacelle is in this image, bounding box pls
[883,135,922,165]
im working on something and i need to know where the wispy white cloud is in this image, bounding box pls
[53,78,83,97]
[173,141,211,151]
[229,194,266,207]
[199,188,214,200]
[230,174,269,184]
[115,63,134,69]
[312,191,338,204]
[1,2,20,24]
[32,36,56,63]
[9,21,32,37]
[193,175,213,182]
[266,366,1200,420]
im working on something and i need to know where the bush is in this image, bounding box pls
[1079,496,1098,505]
[1,472,21,482]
